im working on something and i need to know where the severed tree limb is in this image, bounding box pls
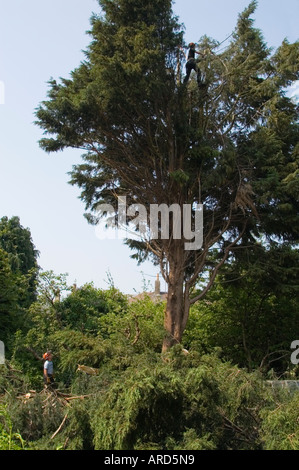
[64,395,90,401]
[51,413,68,440]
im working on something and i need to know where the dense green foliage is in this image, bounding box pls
[1,0,298,451]
[0,249,17,344]
[0,217,39,279]
[0,262,298,450]
[184,243,299,373]
[0,217,39,350]
[0,405,25,450]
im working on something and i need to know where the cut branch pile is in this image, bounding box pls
[17,387,90,406]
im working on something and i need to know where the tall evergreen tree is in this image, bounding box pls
[36,1,299,350]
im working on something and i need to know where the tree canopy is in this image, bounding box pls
[35,0,299,351]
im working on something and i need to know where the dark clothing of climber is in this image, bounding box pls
[187,45,196,61]
[184,58,202,85]
[183,44,204,86]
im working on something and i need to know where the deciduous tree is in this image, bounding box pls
[0,216,39,306]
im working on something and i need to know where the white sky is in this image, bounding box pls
[0,0,298,294]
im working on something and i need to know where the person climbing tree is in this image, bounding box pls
[182,42,205,86]
[43,351,55,387]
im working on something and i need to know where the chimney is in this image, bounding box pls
[154,274,161,296]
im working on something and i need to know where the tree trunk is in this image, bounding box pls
[162,242,189,352]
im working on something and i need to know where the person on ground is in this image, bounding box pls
[43,351,54,387]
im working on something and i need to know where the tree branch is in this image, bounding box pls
[189,223,247,305]
[24,346,43,362]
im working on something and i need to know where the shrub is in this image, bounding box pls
[260,391,299,450]
[0,405,26,450]
[90,352,271,450]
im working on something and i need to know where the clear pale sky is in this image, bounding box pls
[0,0,298,294]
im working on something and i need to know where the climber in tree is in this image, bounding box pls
[182,43,205,87]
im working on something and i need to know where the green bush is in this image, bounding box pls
[0,405,26,450]
[260,391,299,450]
[89,352,271,450]
[2,280,298,451]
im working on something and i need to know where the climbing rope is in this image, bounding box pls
[213,33,234,51]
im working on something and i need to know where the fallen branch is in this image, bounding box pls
[17,388,92,405]
[64,395,90,401]
[6,363,23,373]
[77,364,99,376]
[51,413,68,440]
